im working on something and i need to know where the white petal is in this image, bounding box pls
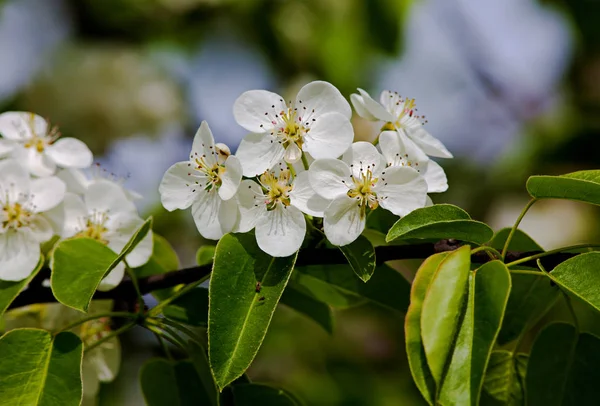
[0,159,31,203]
[233,90,286,133]
[303,112,354,160]
[27,215,54,243]
[356,88,394,122]
[56,168,90,195]
[378,130,406,165]
[20,147,56,177]
[350,93,378,121]
[376,166,428,216]
[126,230,153,268]
[404,127,453,158]
[308,158,351,200]
[191,190,227,240]
[235,132,285,177]
[425,196,434,207]
[217,197,239,236]
[94,336,121,382]
[218,155,242,201]
[0,230,40,281]
[0,139,15,156]
[159,162,204,211]
[45,138,93,169]
[85,180,137,216]
[289,171,329,217]
[0,112,37,141]
[323,195,365,246]
[61,193,88,237]
[255,204,305,257]
[30,177,66,212]
[190,121,217,167]
[424,160,448,193]
[284,142,302,163]
[342,142,385,178]
[97,262,125,291]
[295,81,352,119]
[235,179,266,233]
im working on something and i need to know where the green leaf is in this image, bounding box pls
[0,329,83,406]
[134,234,180,279]
[497,273,558,345]
[208,233,298,390]
[526,322,600,405]
[405,253,448,405]
[527,171,600,205]
[366,207,399,234]
[280,282,333,334]
[0,256,43,318]
[196,245,216,266]
[51,238,118,312]
[186,341,218,406]
[163,288,209,327]
[483,350,528,405]
[338,234,376,282]
[489,228,544,252]
[140,358,212,406]
[548,252,600,313]
[295,263,411,312]
[386,204,493,245]
[231,383,300,406]
[421,245,471,384]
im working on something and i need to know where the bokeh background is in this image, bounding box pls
[1,0,600,404]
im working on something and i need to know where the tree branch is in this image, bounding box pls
[8,240,576,311]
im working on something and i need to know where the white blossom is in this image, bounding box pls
[159,121,242,240]
[350,89,452,159]
[233,81,354,176]
[309,142,428,246]
[0,112,93,177]
[0,159,65,281]
[56,166,143,201]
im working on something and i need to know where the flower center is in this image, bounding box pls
[277,108,306,151]
[260,169,293,210]
[76,212,109,244]
[193,155,226,192]
[380,92,427,131]
[22,114,60,153]
[347,167,379,218]
[1,202,33,230]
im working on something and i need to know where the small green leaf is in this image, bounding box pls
[483,350,528,405]
[231,383,300,406]
[548,252,600,313]
[421,245,471,384]
[405,253,448,405]
[0,329,83,406]
[51,238,118,312]
[339,234,376,282]
[196,245,216,266]
[386,204,493,245]
[280,282,333,334]
[163,288,209,327]
[0,256,43,318]
[140,358,212,406]
[187,341,218,406]
[489,228,543,252]
[526,323,600,405]
[527,171,600,205]
[208,233,298,390]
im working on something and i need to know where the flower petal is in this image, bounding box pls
[30,176,66,212]
[0,159,31,203]
[0,112,37,141]
[45,138,93,169]
[97,262,125,291]
[236,179,266,233]
[159,162,204,211]
[61,193,88,237]
[303,112,354,160]
[424,160,448,193]
[191,190,227,240]
[0,138,15,156]
[350,93,378,121]
[233,90,286,133]
[308,158,351,200]
[323,195,365,246]
[235,132,285,177]
[0,230,40,281]
[376,166,428,216]
[342,141,385,178]
[56,168,89,195]
[126,230,153,268]
[85,180,137,216]
[190,121,217,167]
[356,88,394,122]
[289,171,329,217]
[296,81,352,119]
[284,142,302,163]
[27,216,54,243]
[255,204,305,257]
[218,197,240,236]
[404,127,453,158]
[218,155,242,201]
[19,147,57,177]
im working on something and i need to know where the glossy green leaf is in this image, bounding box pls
[163,288,209,327]
[196,245,216,266]
[134,234,180,279]
[489,228,544,252]
[231,383,300,406]
[339,234,376,282]
[208,233,298,390]
[483,350,528,405]
[549,252,600,313]
[527,322,600,405]
[295,263,411,312]
[187,341,218,406]
[280,282,333,334]
[366,207,400,234]
[497,273,558,345]
[405,253,448,405]
[527,171,600,205]
[421,245,471,384]
[386,204,493,245]
[0,256,43,318]
[51,238,118,312]
[140,358,212,406]
[0,329,83,406]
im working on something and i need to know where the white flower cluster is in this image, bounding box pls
[0,112,152,288]
[160,81,451,257]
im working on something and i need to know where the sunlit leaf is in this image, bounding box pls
[196,245,216,266]
[549,252,600,313]
[527,171,600,205]
[338,234,376,282]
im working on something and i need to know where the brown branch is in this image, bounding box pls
[7,240,576,311]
